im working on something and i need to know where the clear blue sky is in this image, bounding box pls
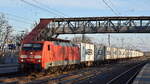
[0,0,150,51]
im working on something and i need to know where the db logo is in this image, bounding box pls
[86,49,93,55]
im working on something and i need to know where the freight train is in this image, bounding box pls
[19,39,144,72]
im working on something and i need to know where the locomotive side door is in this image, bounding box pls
[43,42,53,69]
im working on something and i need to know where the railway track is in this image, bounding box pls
[0,63,114,84]
[0,60,147,84]
[106,61,147,84]
[27,67,103,84]
[27,60,145,84]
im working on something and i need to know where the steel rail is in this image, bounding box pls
[126,71,139,84]
[106,62,146,84]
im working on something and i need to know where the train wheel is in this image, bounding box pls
[61,65,67,72]
[20,64,25,73]
[80,63,85,68]
[76,64,81,70]
[47,67,55,73]
[20,64,29,73]
[67,65,72,71]
[51,66,60,73]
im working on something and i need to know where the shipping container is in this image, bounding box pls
[104,46,142,60]
[105,47,118,60]
[105,47,112,59]
[112,48,118,59]
[79,43,95,62]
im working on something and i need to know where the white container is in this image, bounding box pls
[96,45,144,60]
[105,47,134,59]
[105,47,118,60]
[112,48,118,59]
[105,47,112,59]
[79,43,94,62]
[128,50,132,58]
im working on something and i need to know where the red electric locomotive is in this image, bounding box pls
[19,39,80,72]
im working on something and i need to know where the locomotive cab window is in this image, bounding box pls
[22,43,43,50]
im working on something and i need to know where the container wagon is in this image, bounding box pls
[78,43,95,66]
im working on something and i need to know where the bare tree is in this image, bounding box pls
[71,35,93,43]
[1,26,13,52]
[14,29,29,49]
[0,14,7,42]
[0,14,13,52]
[14,21,36,50]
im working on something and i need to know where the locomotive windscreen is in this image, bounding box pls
[22,43,43,50]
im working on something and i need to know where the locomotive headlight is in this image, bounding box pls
[20,55,27,58]
[37,60,41,62]
[35,55,42,58]
[21,59,24,62]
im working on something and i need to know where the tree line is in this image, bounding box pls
[0,14,28,56]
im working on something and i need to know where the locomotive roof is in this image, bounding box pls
[50,38,71,42]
